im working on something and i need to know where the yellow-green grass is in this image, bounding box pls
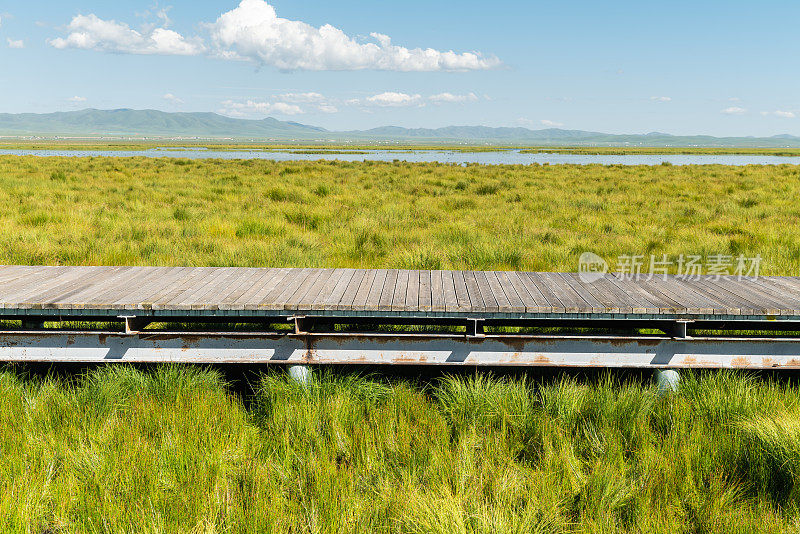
[1,156,799,274]
[4,366,800,533]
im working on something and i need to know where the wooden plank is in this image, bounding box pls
[336,269,367,311]
[258,269,306,310]
[643,276,726,314]
[240,268,292,310]
[493,271,526,313]
[676,277,760,315]
[17,267,109,309]
[351,269,378,310]
[284,269,326,311]
[151,268,222,311]
[364,269,388,312]
[297,269,336,310]
[392,270,411,312]
[126,267,194,310]
[442,270,460,312]
[463,271,486,313]
[186,268,246,311]
[560,273,623,314]
[604,275,663,314]
[0,267,79,307]
[553,273,606,313]
[322,269,356,311]
[404,270,421,312]
[219,268,273,308]
[55,266,141,308]
[520,272,565,313]
[732,278,800,314]
[691,277,784,315]
[483,271,509,312]
[266,268,313,311]
[419,270,433,312]
[502,272,543,313]
[33,267,129,309]
[377,269,399,312]
[431,270,446,313]
[112,267,186,309]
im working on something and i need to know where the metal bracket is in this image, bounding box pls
[291,316,313,335]
[119,316,151,335]
[671,320,693,339]
[467,318,485,338]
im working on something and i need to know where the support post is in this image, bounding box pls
[467,318,485,338]
[119,316,151,334]
[288,365,312,385]
[670,320,693,339]
[655,369,681,395]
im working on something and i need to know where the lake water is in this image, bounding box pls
[0,148,798,166]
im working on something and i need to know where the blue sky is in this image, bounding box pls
[0,0,798,136]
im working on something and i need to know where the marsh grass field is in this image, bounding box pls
[4,154,800,532]
[1,156,800,273]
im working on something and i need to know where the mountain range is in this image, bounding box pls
[2,109,800,147]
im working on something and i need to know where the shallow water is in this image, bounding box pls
[1,148,798,166]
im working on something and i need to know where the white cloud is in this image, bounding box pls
[49,14,204,55]
[361,92,423,107]
[163,93,184,104]
[316,104,338,114]
[67,96,87,103]
[721,106,747,115]
[207,0,500,71]
[429,92,478,104]
[540,119,564,127]
[7,38,23,49]
[761,110,796,119]
[276,92,326,103]
[650,96,671,102]
[219,99,304,117]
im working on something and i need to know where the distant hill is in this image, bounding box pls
[2,108,800,147]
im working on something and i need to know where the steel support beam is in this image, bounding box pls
[1,331,800,368]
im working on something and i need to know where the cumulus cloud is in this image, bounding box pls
[650,96,671,102]
[7,38,24,49]
[540,119,564,127]
[67,96,87,103]
[721,106,747,115]
[50,2,500,71]
[429,92,478,104]
[205,0,500,71]
[761,110,796,119]
[219,99,304,117]
[49,13,204,55]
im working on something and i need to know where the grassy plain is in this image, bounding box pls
[3,155,800,532]
[0,156,799,274]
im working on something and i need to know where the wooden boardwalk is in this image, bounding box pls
[1,265,800,321]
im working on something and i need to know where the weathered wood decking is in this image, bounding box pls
[1,265,800,321]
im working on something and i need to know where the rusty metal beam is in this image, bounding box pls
[1,331,800,368]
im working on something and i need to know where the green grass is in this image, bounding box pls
[4,366,800,532]
[1,156,800,274]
